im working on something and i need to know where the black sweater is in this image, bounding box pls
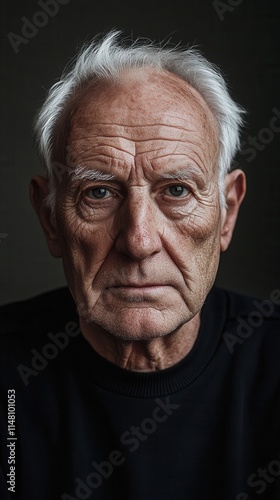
[0,286,280,500]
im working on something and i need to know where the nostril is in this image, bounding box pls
[115,223,162,260]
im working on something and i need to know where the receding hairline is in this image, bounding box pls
[55,66,220,163]
[69,65,220,123]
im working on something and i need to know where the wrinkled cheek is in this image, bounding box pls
[192,225,221,295]
[55,214,107,288]
[163,211,221,294]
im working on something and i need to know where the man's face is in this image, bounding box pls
[51,68,222,340]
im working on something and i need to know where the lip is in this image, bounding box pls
[112,283,164,288]
[108,284,170,298]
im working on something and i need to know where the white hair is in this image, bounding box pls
[34,30,245,210]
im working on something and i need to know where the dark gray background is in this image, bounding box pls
[1,0,279,305]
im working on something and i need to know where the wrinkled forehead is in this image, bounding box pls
[63,68,220,174]
[70,68,218,132]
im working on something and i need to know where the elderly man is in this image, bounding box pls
[1,31,280,500]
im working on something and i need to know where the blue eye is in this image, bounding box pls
[165,185,189,197]
[86,187,111,199]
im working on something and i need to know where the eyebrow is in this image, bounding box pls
[158,166,204,181]
[69,164,204,185]
[69,166,117,183]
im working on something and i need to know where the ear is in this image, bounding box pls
[220,169,246,252]
[29,176,62,258]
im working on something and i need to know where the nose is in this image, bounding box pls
[115,193,162,260]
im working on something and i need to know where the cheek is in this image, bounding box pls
[162,205,222,278]
[56,210,115,281]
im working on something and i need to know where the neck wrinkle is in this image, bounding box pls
[79,313,200,372]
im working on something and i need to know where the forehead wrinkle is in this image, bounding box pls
[72,122,201,142]
[149,150,212,176]
[69,136,136,157]
[68,68,219,155]
[79,121,192,129]
[68,145,136,168]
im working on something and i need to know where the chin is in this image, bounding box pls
[84,306,191,342]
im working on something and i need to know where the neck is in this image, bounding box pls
[79,314,200,371]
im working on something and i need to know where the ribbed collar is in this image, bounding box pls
[72,287,227,398]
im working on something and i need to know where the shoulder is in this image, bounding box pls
[212,286,280,358]
[219,285,280,333]
[0,287,80,389]
[223,286,280,321]
[208,285,280,327]
[209,285,280,321]
[0,287,77,336]
[0,287,79,357]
